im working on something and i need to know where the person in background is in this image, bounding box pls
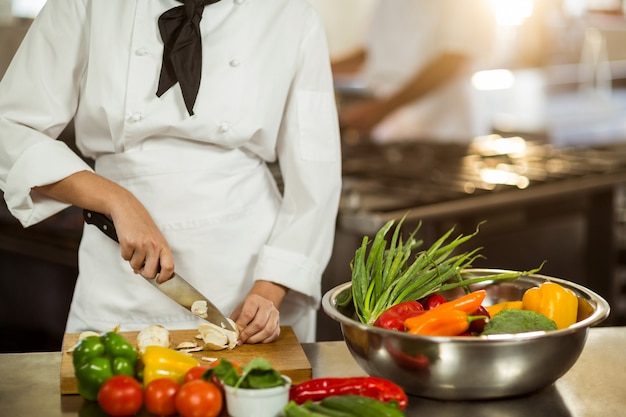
[333,0,497,144]
[0,0,341,344]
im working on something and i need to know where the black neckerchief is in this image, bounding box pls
[156,0,221,116]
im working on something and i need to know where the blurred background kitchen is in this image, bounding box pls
[2,0,626,350]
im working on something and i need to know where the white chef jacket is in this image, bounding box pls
[362,0,496,143]
[0,0,342,343]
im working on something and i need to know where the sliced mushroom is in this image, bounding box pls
[181,346,205,354]
[136,324,171,353]
[197,318,239,351]
[79,330,101,340]
[176,341,204,353]
[176,341,199,350]
[191,300,209,319]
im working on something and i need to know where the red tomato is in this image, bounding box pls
[144,378,180,416]
[175,379,223,417]
[424,294,447,310]
[183,365,211,383]
[97,375,143,417]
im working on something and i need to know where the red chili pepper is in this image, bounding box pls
[289,377,408,409]
[373,300,424,331]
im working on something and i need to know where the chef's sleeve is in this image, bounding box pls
[0,0,94,227]
[253,6,342,305]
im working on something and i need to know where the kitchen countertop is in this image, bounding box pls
[0,326,624,416]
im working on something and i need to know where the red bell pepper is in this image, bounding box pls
[373,300,424,331]
[289,376,408,409]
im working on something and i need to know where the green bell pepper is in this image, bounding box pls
[72,332,138,401]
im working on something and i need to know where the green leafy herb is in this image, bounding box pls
[205,359,240,387]
[209,357,286,389]
[350,216,543,325]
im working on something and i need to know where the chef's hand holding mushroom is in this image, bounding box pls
[230,280,286,344]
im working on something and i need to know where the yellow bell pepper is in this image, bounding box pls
[485,301,523,318]
[522,282,578,329]
[140,345,199,386]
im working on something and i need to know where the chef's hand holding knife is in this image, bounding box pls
[34,171,282,344]
[108,196,175,283]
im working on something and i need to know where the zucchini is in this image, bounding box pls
[304,401,355,416]
[283,401,328,417]
[320,395,406,417]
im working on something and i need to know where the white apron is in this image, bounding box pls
[66,142,317,342]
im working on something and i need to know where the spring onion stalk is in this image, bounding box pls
[350,217,543,325]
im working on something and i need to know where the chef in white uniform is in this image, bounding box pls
[0,0,341,344]
[334,0,496,143]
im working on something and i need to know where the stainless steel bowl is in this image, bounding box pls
[322,269,610,400]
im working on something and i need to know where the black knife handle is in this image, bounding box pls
[83,209,119,243]
[83,209,166,276]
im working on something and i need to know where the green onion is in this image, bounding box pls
[350,216,543,325]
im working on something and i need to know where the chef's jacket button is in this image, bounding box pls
[218,122,231,132]
[229,59,240,67]
[135,48,149,56]
[130,112,145,123]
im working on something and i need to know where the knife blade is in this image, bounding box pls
[83,209,236,332]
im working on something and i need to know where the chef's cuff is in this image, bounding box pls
[254,245,322,305]
[4,140,93,227]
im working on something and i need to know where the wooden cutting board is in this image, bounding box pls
[60,326,311,395]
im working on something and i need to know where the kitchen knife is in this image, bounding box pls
[83,209,236,332]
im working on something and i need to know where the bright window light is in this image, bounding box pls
[472,69,515,91]
[489,0,534,26]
